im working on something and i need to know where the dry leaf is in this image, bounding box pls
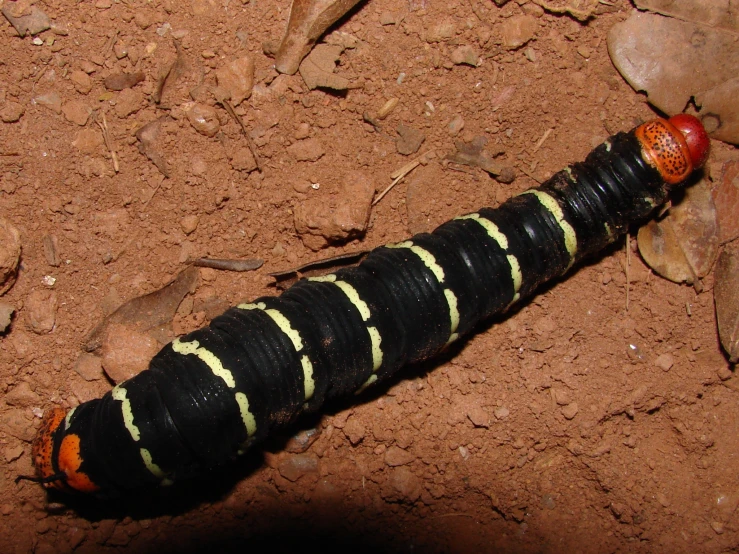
[274,0,363,75]
[608,12,739,144]
[637,179,719,284]
[83,266,198,352]
[136,117,170,177]
[1,2,50,37]
[713,160,739,244]
[104,72,145,91]
[634,0,738,34]
[299,43,350,90]
[446,136,505,176]
[714,244,739,362]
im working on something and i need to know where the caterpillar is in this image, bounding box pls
[32,115,709,496]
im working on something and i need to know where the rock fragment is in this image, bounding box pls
[104,72,145,91]
[26,290,58,334]
[385,467,421,503]
[385,445,415,467]
[450,45,479,66]
[33,93,62,114]
[186,103,220,137]
[1,2,51,37]
[5,382,40,408]
[287,137,325,162]
[101,323,161,383]
[343,416,365,445]
[1,102,25,123]
[62,101,90,126]
[294,171,374,250]
[74,353,104,381]
[0,302,13,332]
[0,218,22,295]
[70,70,93,95]
[114,88,144,118]
[215,56,255,106]
[501,15,538,50]
[561,403,579,420]
[396,124,425,155]
[277,453,319,482]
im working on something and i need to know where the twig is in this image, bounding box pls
[94,112,120,173]
[103,30,119,59]
[190,257,264,272]
[373,151,434,206]
[217,96,262,172]
[533,128,553,153]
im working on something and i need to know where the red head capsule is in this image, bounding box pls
[668,114,710,169]
[634,116,709,185]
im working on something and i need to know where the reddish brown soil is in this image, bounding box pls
[1,1,737,553]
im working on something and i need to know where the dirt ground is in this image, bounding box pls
[1,0,738,553]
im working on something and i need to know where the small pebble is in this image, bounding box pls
[26,289,58,334]
[385,445,415,467]
[277,453,319,482]
[61,100,90,126]
[0,101,25,123]
[448,114,465,135]
[287,138,325,162]
[180,215,200,235]
[186,103,220,137]
[450,45,479,66]
[655,353,674,372]
[717,366,733,381]
[562,402,579,420]
[396,124,425,155]
[494,406,510,420]
[343,416,365,445]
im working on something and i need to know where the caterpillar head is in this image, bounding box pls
[32,407,100,494]
[635,115,709,185]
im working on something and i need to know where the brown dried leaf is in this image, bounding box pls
[714,244,739,362]
[637,179,719,284]
[634,0,738,34]
[446,136,504,175]
[298,44,350,90]
[1,2,50,37]
[274,0,363,75]
[136,117,170,177]
[104,72,145,91]
[83,266,198,352]
[608,12,739,144]
[713,160,739,243]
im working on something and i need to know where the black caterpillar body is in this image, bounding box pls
[32,117,704,495]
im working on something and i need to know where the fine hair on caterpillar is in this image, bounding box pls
[31,115,709,498]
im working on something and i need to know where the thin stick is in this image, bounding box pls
[217,97,262,172]
[373,151,434,206]
[95,113,120,173]
[533,128,553,153]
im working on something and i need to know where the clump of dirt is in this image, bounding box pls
[0,1,737,553]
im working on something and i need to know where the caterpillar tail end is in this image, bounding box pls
[32,407,100,494]
[635,115,709,185]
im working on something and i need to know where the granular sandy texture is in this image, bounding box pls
[1,1,737,553]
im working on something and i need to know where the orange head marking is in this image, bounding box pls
[32,407,99,493]
[635,118,695,185]
[32,407,66,489]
